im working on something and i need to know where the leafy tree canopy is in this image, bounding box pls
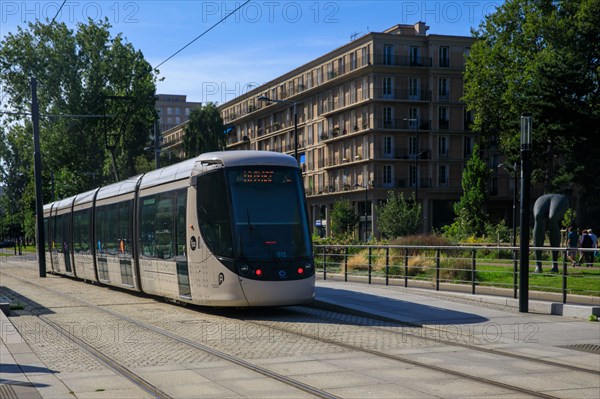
[183,102,225,158]
[447,144,490,238]
[376,191,422,239]
[330,199,359,238]
[464,0,600,204]
[0,18,158,239]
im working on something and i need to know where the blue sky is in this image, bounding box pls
[1,1,501,104]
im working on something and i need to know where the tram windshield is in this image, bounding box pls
[197,166,311,260]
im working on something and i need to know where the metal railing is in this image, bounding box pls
[314,244,600,305]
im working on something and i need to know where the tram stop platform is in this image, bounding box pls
[312,280,600,353]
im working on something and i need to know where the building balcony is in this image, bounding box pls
[373,53,433,67]
[376,118,431,130]
[374,87,432,101]
[374,148,430,160]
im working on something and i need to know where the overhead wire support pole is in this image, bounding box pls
[31,77,46,277]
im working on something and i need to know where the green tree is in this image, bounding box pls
[183,103,225,158]
[330,199,359,237]
[0,19,157,195]
[463,0,600,221]
[0,19,157,238]
[448,144,490,238]
[377,191,422,239]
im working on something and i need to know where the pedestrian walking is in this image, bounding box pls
[566,226,579,266]
[579,229,594,267]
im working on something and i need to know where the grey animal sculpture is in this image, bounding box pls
[533,194,569,272]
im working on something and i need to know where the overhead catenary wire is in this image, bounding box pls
[154,0,251,69]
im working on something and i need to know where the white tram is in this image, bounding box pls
[42,151,315,306]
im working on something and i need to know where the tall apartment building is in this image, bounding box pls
[219,22,485,237]
[155,94,201,133]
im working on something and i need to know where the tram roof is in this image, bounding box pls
[197,151,298,168]
[96,175,142,201]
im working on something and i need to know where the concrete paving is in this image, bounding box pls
[1,261,599,398]
[313,280,600,362]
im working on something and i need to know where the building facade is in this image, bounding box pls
[216,22,522,239]
[155,94,201,133]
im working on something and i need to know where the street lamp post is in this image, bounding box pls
[257,96,298,162]
[519,113,532,313]
[353,182,369,242]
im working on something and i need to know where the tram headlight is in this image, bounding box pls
[304,263,312,270]
[240,264,250,274]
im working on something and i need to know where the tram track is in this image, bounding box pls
[1,269,341,399]
[295,304,600,375]
[23,307,173,399]
[227,308,575,399]
[2,265,598,399]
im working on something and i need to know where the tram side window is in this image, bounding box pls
[140,197,157,257]
[155,196,173,259]
[118,202,132,254]
[140,190,187,260]
[197,170,233,258]
[73,210,91,254]
[53,214,64,253]
[96,202,132,256]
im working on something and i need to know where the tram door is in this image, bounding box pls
[176,261,191,298]
[175,194,190,298]
[60,213,72,273]
[63,240,72,273]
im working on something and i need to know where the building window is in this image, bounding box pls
[410,164,417,187]
[384,136,393,159]
[439,46,449,67]
[383,165,393,187]
[439,107,448,129]
[383,77,393,98]
[350,51,357,70]
[410,46,420,65]
[408,108,418,128]
[464,136,473,158]
[439,136,448,159]
[383,44,394,65]
[409,136,418,156]
[439,165,448,186]
[409,78,419,99]
[383,106,394,128]
[361,46,370,66]
[438,78,449,100]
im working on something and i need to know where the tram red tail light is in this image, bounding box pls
[255,269,263,277]
[297,267,305,275]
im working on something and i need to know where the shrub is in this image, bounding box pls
[390,234,454,247]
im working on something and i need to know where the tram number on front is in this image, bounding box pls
[276,251,287,258]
